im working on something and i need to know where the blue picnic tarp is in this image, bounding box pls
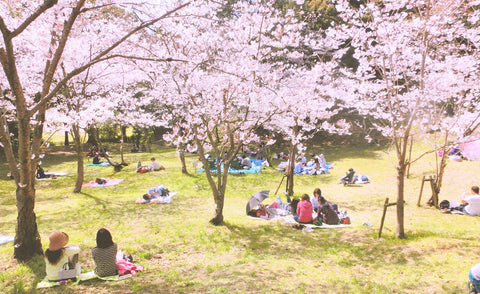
[196,159,264,174]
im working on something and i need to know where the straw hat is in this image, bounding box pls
[48,231,69,251]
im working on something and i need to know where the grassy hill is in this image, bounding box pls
[0,140,479,293]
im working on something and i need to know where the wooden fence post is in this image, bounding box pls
[378,198,402,239]
[417,176,426,206]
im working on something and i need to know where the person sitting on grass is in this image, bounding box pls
[149,157,164,171]
[240,155,252,169]
[339,168,355,185]
[45,231,80,281]
[449,186,480,215]
[92,228,118,277]
[295,193,313,224]
[310,187,328,212]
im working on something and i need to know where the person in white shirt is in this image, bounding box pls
[462,186,480,216]
[149,157,164,171]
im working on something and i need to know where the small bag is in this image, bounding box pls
[58,262,77,280]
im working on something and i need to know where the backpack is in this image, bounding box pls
[319,203,340,225]
[159,187,169,196]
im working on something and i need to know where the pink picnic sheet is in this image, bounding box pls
[82,178,124,187]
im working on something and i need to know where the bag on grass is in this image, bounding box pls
[319,203,340,225]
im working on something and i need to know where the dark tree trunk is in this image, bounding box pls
[72,125,84,193]
[396,163,406,239]
[86,125,98,147]
[209,191,225,225]
[121,126,127,142]
[179,143,188,174]
[14,114,43,260]
[14,186,43,260]
[64,131,69,146]
[285,143,296,196]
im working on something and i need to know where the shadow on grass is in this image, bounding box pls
[79,192,107,208]
[221,220,430,266]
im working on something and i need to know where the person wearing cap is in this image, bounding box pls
[45,231,80,281]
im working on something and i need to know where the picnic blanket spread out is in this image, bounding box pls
[82,178,124,187]
[135,192,178,204]
[86,162,111,167]
[281,214,352,229]
[196,159,265,174]
[37,172,69,181]
[45,172,68,177]
[294,162,333,175]
[0,235,14,245]
[248,213,351,229]
[36,271,127,289]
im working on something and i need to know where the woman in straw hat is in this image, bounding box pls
[44,231,80,281]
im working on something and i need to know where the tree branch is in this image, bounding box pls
[11,0,58,38]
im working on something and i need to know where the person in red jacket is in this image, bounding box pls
[295,193,313,224]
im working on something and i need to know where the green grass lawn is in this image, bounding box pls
[1,140,479,293]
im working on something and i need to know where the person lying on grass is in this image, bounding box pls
[135,185,170,204]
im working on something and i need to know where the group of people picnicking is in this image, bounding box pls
[276,153,329,175]
[44,229,139,282]
[440,185,480,216]
[135,157,165,173]
[248,187,350,226]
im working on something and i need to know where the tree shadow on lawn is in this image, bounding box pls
[79,192,108,209]
[221,220,420,265]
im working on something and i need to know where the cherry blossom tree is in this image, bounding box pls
[0,0,191,261]
[147,1,291,225]
[334,0,480,238]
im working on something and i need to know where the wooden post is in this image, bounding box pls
[417,175,426,206]
[274,174,287,197]
[429,175,439,208]
[378,198,401,239]
[378,198,389,239]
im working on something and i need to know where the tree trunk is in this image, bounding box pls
[86,125,98,147]
[396,163,406,239]
[209,190,225,225]
[72,125,84,193]
[434,131,449,202]
[120,131,126,164]
[285,143,296,196]
[64,131,69,146]
[179,143,188,174]
[121,126,127,143]
[14,187,43,260]
[14,116,43,261]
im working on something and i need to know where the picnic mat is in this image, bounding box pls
[82,178,124,187]
[37,172,69,181]
[45,172,68,177]
[86,162,111,167]
[0,235,14,245]
[36,271,127,289]
[282,215,352,229]
[135,192,178,204]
